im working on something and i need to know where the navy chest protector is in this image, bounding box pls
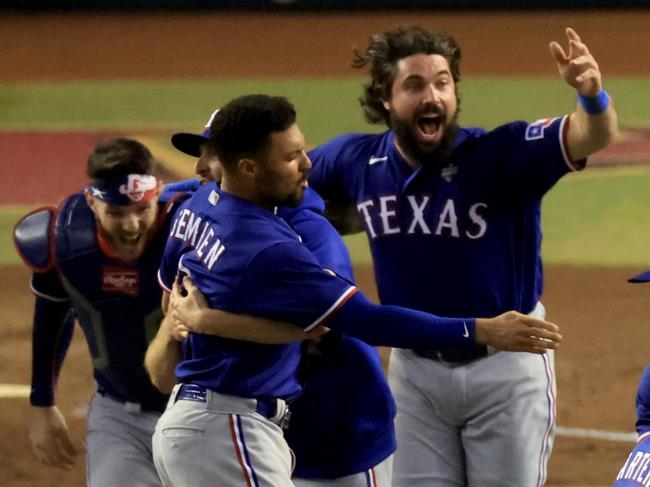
[14,192,178,406]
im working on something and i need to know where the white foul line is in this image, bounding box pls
[0,384,30,398]
[556,426,637,443]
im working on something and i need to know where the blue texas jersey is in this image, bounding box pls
[278,191,396,479]
[309,116,581,317]
[158,183,356,400]
[613,365,650,486]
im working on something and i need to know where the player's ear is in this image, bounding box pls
[381,86,392,112]
[238,158,257,177]
[84,188,97,212]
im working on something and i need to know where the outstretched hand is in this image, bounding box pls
[29,405,78,470]
[475,311,562,354]
[549,27,602,96]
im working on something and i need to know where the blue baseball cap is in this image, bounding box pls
[171,109,220,158]
[629,269,650,283]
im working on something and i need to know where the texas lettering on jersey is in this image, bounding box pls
[168,206,226,271]
[357,195,488,239]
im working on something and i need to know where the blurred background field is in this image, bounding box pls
[2,77,650,267]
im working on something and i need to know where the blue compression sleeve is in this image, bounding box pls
[31,296,75,406]
[328,292,476,349]
[159,178,201,203]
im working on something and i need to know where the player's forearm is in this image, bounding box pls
[31,297,74,407]
[548,29,619,161]
[329,292,474,349]
[188,308,313,344]
[568,99,618,161]
[145,315,181,394]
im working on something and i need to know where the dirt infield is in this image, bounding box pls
[2,10,650,486]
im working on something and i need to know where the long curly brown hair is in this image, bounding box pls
[353,25,462,127]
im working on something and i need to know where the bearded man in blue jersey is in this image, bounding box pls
[307,25,618,487]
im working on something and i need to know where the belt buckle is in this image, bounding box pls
[273,400,292,430]
[279,409,292,430]
[261,398,291,430]
[436,351,467,367]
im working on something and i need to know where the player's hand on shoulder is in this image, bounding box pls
[29,405,78,470]
[549,27,602,96]
[170,276,210,335]
[475,311,562,354]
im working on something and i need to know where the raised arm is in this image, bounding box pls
[170,277,328,344]
[549,27,618,161]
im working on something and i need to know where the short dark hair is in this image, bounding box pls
[208,94,296,167]
[87,138,154,180]
[353,25,462,126]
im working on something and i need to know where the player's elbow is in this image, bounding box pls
[147,367,175,395]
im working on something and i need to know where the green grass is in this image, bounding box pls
[0,79,373,140]
[1,77,649,138]
[542,166,650,266]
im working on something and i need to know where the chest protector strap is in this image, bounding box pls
[54,193,98,264]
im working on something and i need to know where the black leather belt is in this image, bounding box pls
[413,345,489,365]
[176,383,281,421]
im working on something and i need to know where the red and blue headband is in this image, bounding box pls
[88,174,159,205]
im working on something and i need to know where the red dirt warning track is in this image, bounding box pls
[0,132,121,205]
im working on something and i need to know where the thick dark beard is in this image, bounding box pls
[264,184,306,209]
[392,112,460,167]
[280,189,305,208]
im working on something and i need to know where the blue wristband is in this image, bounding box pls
[577,89,610,115]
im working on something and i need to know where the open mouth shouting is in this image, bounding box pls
[119,233,144,250]
[416,111,445,143]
